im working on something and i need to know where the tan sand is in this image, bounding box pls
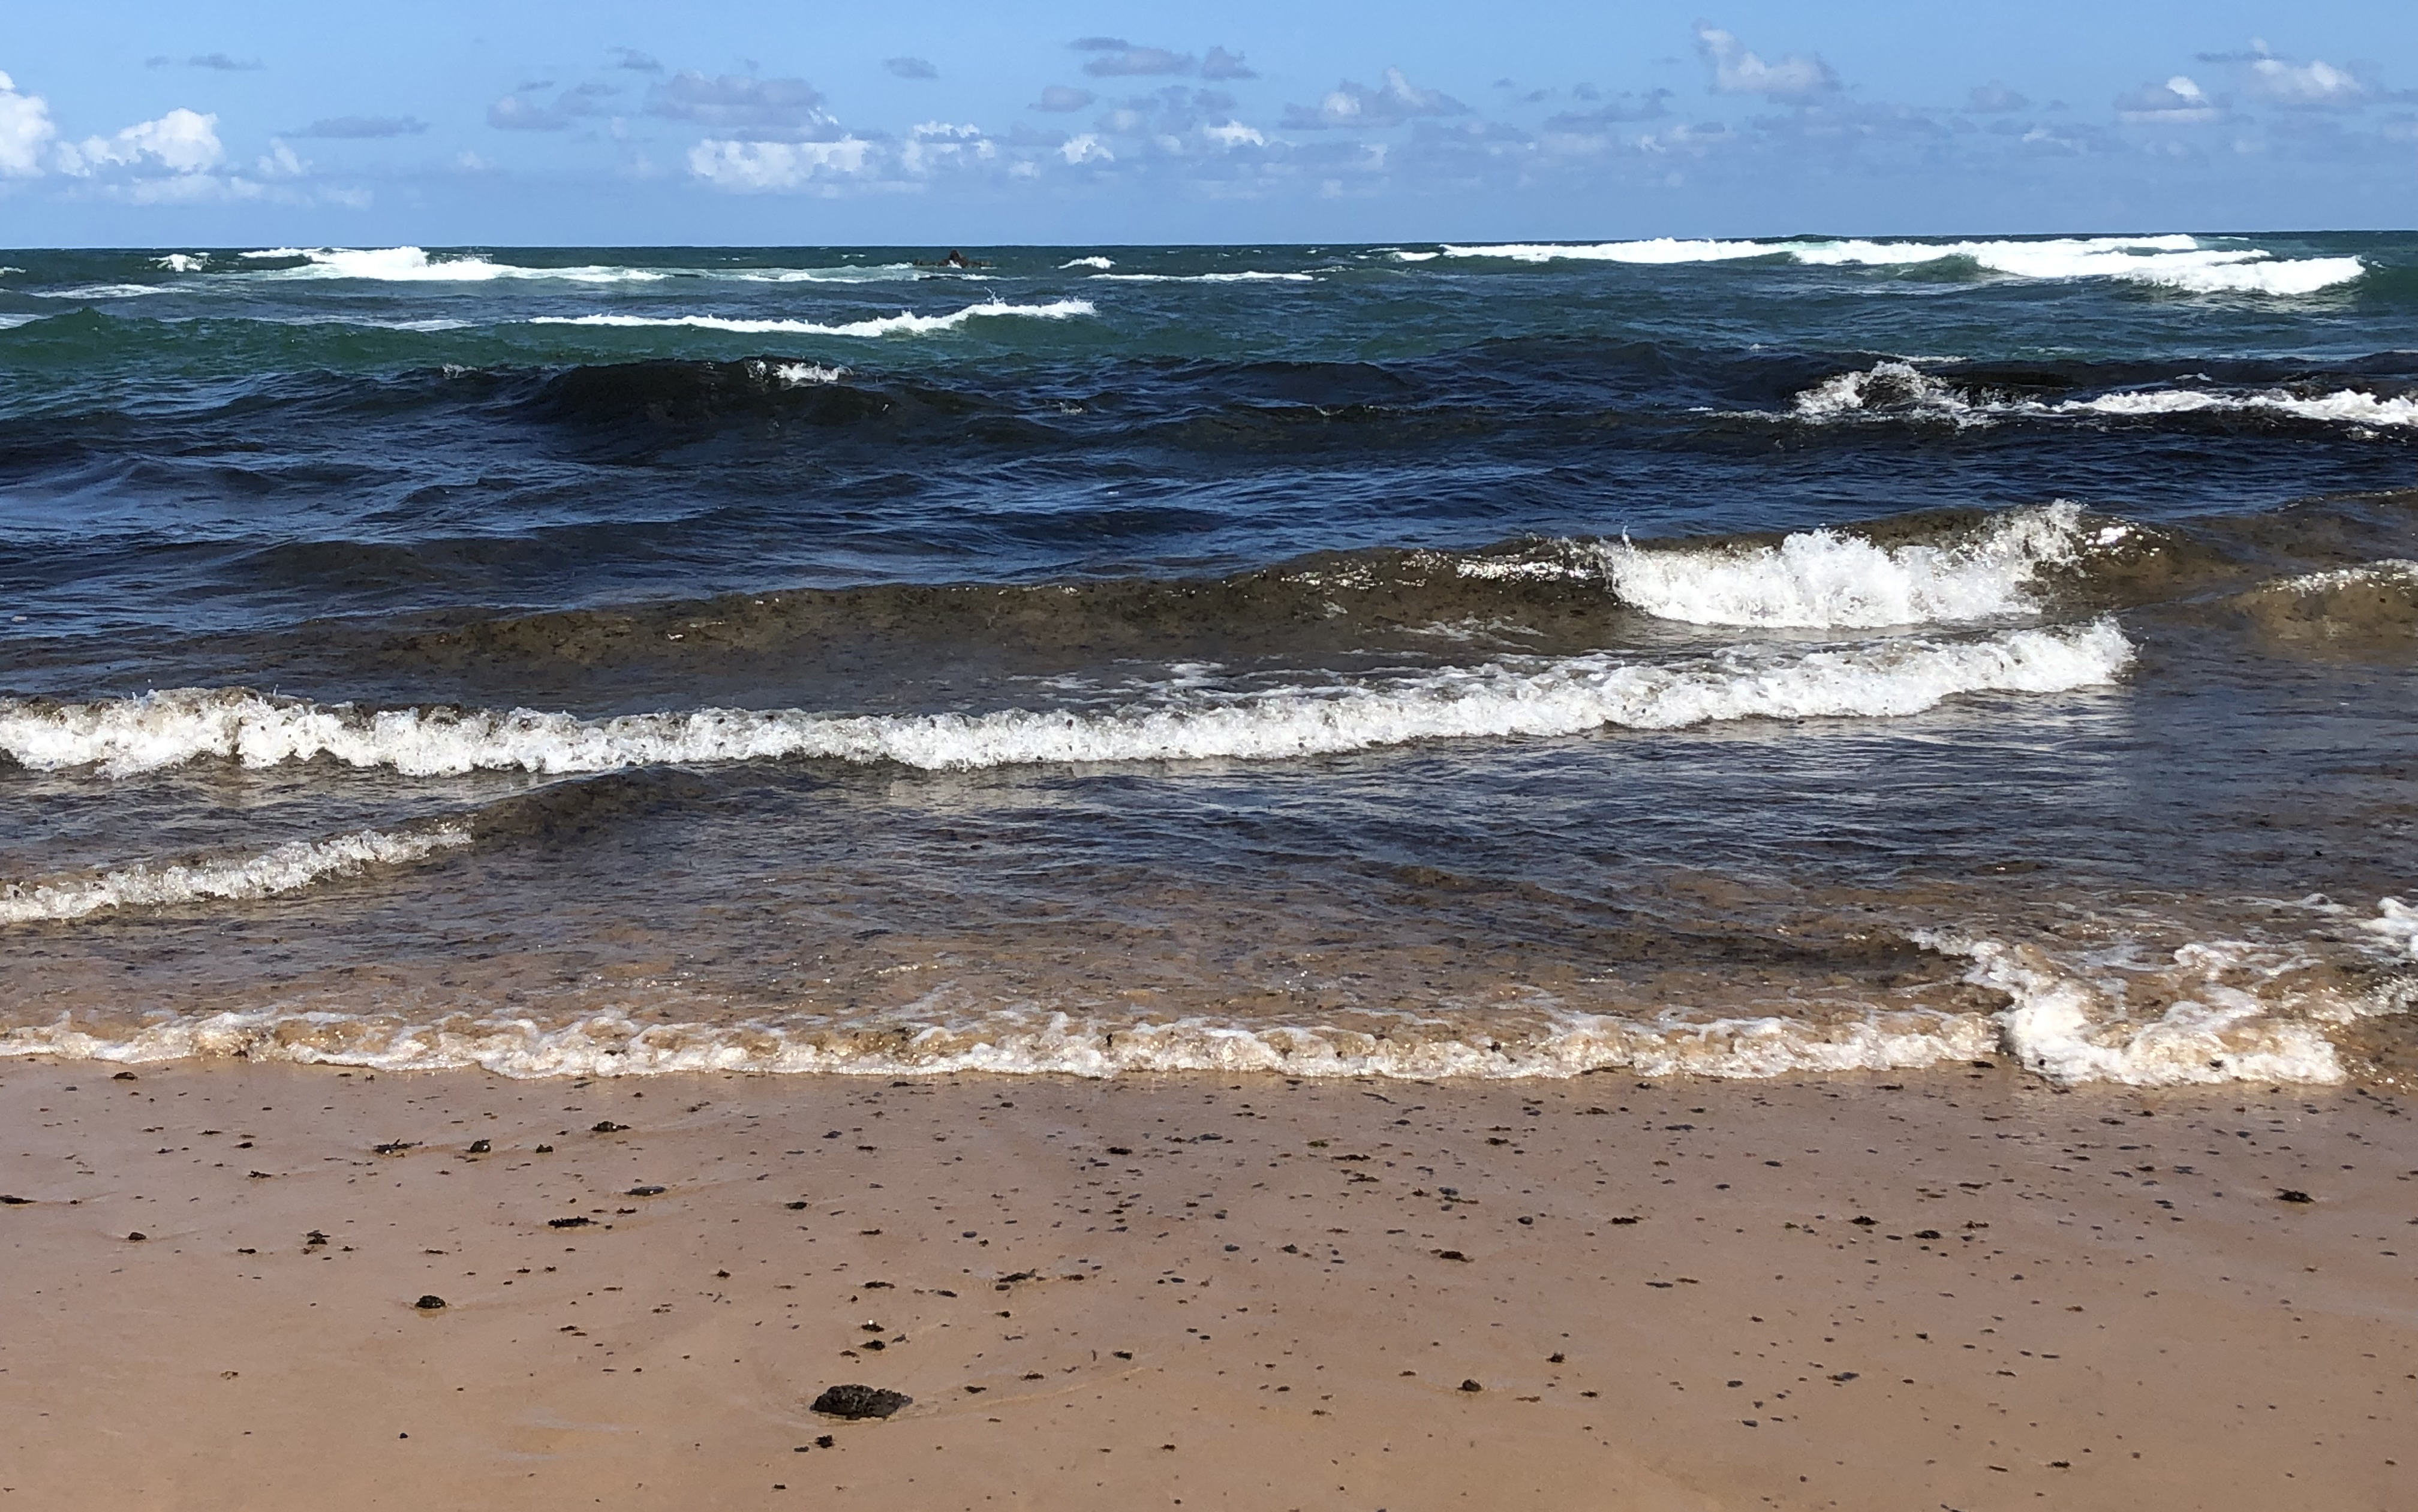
[2,1059,2412,1510]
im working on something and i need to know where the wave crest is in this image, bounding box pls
[0,624,2133,779]
[0,824,471,924]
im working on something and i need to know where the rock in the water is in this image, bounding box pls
[810,1384,910,1420]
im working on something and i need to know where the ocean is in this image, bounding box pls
[2,233,2414,1087]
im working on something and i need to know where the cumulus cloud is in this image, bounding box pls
[609,48,663,73]
[1075,38,1193,77]
[0,70,57,177]
[56,107,223,176]
[1283,67,1469,129]
[1202,47,1256,82]
[1060,132,1112,164]
[295,115,428,138]
[687,135,873,191]
[1968,82,2029,113]
[648,71,832,137]
[1694,23,1839,101]
[2116,75,2218,122]
[886,56,939,80]
[1033,85,1095,112]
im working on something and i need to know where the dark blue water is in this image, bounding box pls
[1,234,2414,1088]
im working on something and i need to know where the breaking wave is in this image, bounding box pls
[0,623,2133,779]
[238,246,676,285]
[1782,361,2418,430]
[0,824,471,924]
[529,298,1096,338]
[1592,502,2103,628]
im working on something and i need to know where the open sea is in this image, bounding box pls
[2,233,2415,1086]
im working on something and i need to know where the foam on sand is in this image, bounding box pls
[1930,934,2351,1085]
[530,298,1096,339]
[1591,502,2100,628]
[0,824,471,925]
[0,623,2132,780]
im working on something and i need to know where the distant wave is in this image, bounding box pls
[1433,234,2363,294]
[0,824,471,924]
[1,624,2132,780]
[1060,256,1115,270]
[530,298,1096,339]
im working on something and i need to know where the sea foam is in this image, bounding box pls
[0,824,471,924]
[0,624,2132,780]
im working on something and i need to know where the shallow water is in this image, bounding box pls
[3,234,2414,1085]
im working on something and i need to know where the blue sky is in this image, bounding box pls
[2,1,2412,245]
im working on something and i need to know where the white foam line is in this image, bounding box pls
[1088,271,1314,283]
[0,824,471,924]
[0,1002,2004,1081]
[1589,502,2096,628]
[1784,364,2418,431]
[2059,388,2418,428]
[1433,234,2362,293]
[1440,238,1784,265]
[529,298,1096,339]
[0,623,2134,780]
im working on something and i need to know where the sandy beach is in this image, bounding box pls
[3,1059,2410,1510]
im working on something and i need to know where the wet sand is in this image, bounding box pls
[2,1060,2411,1510]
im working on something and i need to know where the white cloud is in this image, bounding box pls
[1060,132,1112,164]
[56,107,223,176]
[686,135,874,191]
[1204,120,1265,149]
[1694,23,1839,101]
[2246,56,2364,107]
[0,70,57,177]
[255,140,306,177]
[2116,76,2218,122]
[900,121,996,174]
[1283,67,1468,129]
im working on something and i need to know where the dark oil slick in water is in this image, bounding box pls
[2,234,2415,1087]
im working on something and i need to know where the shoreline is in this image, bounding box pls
[5,1058,2412,1508]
